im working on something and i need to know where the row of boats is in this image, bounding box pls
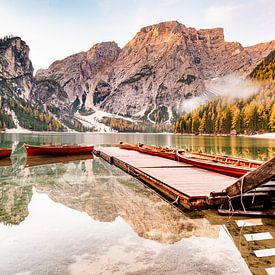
[0,142,264,178]
[119,142,263,178]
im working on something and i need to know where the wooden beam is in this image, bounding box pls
[226,157,275,197]
[218,209,275,217]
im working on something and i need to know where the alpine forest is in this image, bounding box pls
[175,50,275,135]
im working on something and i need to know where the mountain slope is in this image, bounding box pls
[0,36,90,131]
[249,50,275,81]
[37,21,275,124]
[175,52,275,135]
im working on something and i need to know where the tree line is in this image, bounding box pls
[175,84,275,134]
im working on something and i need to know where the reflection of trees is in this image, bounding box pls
[35,158,219,244]
[173,135,274,160]
[0,185,32,225]
[0,154,33,225]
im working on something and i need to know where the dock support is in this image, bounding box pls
[226,157,275,197]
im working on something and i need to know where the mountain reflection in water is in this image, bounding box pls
[0,155,219,243]
[1,135,270,274]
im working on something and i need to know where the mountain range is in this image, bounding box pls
[0,21,274,132]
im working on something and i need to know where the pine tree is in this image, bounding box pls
[269,104,275,131]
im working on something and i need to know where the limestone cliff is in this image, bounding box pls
[36,21,275,123]
[0,36,34,99]
[36,42,121,102]
[0,36,87,131]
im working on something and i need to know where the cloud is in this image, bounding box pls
[204,4,240,24]
[206,74,260,99]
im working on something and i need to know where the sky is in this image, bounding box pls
[0,0,274,70]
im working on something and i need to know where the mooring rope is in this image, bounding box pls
[252,187,257,204]
[240,176,247,212]
[227,195,235,218]
[172,195,180,205]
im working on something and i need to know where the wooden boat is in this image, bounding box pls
[24,144,94,157]
[176,150,263,178]
[0,148,12,159]
[218,208,275,217]
[119,142,139,151]
[24,154,93,168]
[119,142,177,160]
[137,144,177,160]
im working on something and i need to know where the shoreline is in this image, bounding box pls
[248,133,275,139]
[1,129,274,139]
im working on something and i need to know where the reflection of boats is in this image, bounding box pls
[24,144,94,157]
[35,157,220,243]
[0,158,12,166]
[0,148,12,159]
[176,150,262,177]
[25,154,93,168]
[119,142,177,160]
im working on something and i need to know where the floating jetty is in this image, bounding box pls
[95,147,235,209]
[95,147,275,211]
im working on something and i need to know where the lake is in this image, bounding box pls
[0,132,274,274]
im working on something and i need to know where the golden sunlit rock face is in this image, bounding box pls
[35,21,275,122]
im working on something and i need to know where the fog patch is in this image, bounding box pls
[176,96,208,113]
[206,74,260,99]
[176,74,261,114]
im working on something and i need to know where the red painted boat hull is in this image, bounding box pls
[119,142,176,160]
[138,147,176,160]
[24,144,94,157]
[176,151,256,178]
[0,148,12,159]
[119,142,139,151]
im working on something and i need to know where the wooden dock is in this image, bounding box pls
[95,147,238,210]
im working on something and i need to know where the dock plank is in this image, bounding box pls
[139,167,235,197]
[97,147,237,209]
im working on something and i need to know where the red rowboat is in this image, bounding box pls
[119,142,176,160]
[24,144,94,157]
[0,148,12,159]
[138,144,177,160]
[176,150,262,177]
[119,142,139,151]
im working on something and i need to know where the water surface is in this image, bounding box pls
[0,133,274,274]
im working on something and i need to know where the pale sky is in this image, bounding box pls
[0,0,274,70]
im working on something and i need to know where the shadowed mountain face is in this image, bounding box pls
[35,21,275,121]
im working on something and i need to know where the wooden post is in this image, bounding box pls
[226,157,275,197]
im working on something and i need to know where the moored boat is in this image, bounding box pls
[119,142,139,151]
[0,148,12,159]
[138,144,177,160]
[119,142,177,160]
[176,150,262,177]
[24,144,94,157]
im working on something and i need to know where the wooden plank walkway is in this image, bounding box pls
[96,146,237,209]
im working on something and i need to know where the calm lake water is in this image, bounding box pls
[0,132,274,274]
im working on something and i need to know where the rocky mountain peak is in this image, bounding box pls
[86,41,120,60]
[32,21,275,124]
[35,41,121,102]
[0,36,34,100]
[140,20,184,34]
[0,36,33,79]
